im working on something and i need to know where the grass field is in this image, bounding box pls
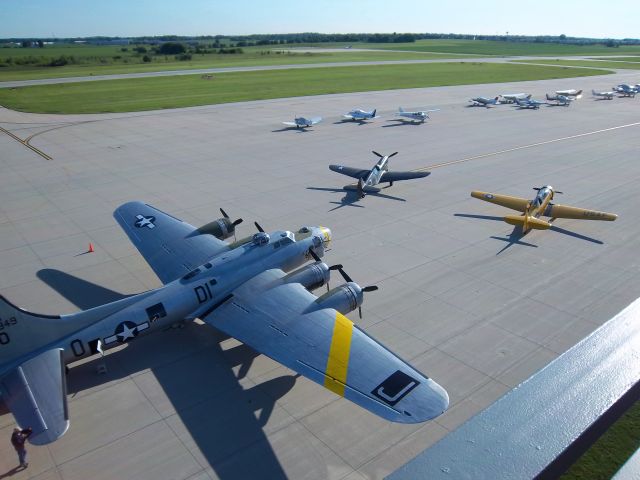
[514,59,640,70]
[0,45,458,81]
[315,39,640,57]
[561,400,640,480]
[0,62,610,114]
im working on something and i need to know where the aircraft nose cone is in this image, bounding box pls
[318,226,332,246]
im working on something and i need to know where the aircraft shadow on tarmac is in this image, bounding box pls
[36,268,296,479]
[454,213,604,255]
[307,185,406,211]
[381,119,424,128]
[332,119,370,126]
[271,126,312,133]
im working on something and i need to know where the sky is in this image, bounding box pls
[2,0,638,39]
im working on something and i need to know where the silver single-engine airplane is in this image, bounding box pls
[469,96,500,107]
[592,89,615,100]
[342,109,379,122]
[471,185,617,232]
[514,97,546,109]
[395,107,439,123]
[329,151,430,198]
[282,116,323,129]
[545,93,573,106]
[0,203,448,445]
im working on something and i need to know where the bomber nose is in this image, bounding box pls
[317,226,332,246]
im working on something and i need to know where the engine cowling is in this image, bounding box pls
[311,282,363,315]
[197,218,235,240]
[282,262,330,291]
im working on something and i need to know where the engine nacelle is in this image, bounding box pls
[282,262,330,291]
[311,282,363,315]
[197,218,234,240]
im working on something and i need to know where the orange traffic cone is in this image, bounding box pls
[88,243,95,253]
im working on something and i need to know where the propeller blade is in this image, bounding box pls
[220,208,229,219]
[388,152,398,158]
[232,218,243,227]
[329,264,343,271]
[532,187,541,191]
[372,151,383,158]
[308,248,321,262]
[555,191,564,195]
[254,222,264,233]
[358,306,362,319]
[336,267,353,283]
[362,286,379,292]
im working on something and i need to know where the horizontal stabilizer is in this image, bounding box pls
[504,215,551,230]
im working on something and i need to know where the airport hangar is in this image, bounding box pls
[0,71,639,480]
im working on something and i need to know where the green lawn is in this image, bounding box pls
[513,59,640,70]
[561,400,640,480]
[0,62,610,114]
[0,45,459,81]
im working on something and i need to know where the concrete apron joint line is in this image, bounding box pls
[0,124,53,160]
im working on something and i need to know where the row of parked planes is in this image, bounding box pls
[283,84,639,128]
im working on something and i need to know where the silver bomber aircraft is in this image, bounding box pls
[329,151,431,198]
[0,202,449,445]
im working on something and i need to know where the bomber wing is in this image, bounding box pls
[114,201,230,284]
[329,165,370,180]
[383,171,431,182]
[202,270,449,423]
[471,191,531,212]
[544,203,617,221]
[0,349,68,445]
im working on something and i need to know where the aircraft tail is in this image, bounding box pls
[372,109,376,117]
[0,293,147,369]
[504,215,551,231]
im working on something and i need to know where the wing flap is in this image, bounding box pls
[383,171,431,182]
[203,276,448,423]
[114,201,229,284]
[0,349,69,445]
[545,204,617,221]
[329,165,369,179]
[471,191,530,211]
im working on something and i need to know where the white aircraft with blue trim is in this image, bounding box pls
[282,116,322,129]
[0,203,448,445]
[395,107,440,123]
[342,108,380,122]
[592,89,615,100]
[469,96,500,107]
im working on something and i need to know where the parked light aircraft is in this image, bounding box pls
[342,109,379,121]
[469,96,500,107]
[514,97,546,109]
[395,107,439,123]
[0,203,449,445]
[545,93,573,106]
[613,84,637,97]
[499,93,531,103]
[555,89,583,98]
[471,185,617,233]
[592,89,615,100]
[282,116,322,129]
[329,151,430,198]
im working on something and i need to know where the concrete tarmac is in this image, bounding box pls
[1,71,639,479]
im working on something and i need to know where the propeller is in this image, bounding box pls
[254,221,265,233]
[372,151,398,159]
[331,265,378,319]
[220,208,243,240]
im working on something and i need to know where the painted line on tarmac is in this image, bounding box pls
[0,125,52,160]
[415,121,640,172]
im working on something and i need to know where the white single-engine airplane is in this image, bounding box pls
[469,96,500,107]
[545,93,573,106]
[395,107,440,123]
[329,151,430,198]
[282,116,323,129]
[555,89,583,98]
[0,203,448,445]
[342,109,379,122]
[471,185,617,233]
[592,89,615,100]
[499,93,532,104]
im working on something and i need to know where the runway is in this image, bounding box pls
[1,71,639,479]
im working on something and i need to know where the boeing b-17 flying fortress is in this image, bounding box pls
[0,33,638,480]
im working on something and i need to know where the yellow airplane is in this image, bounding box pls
[471,185,617,232]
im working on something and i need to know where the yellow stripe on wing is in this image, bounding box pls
[324,312,354,396]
